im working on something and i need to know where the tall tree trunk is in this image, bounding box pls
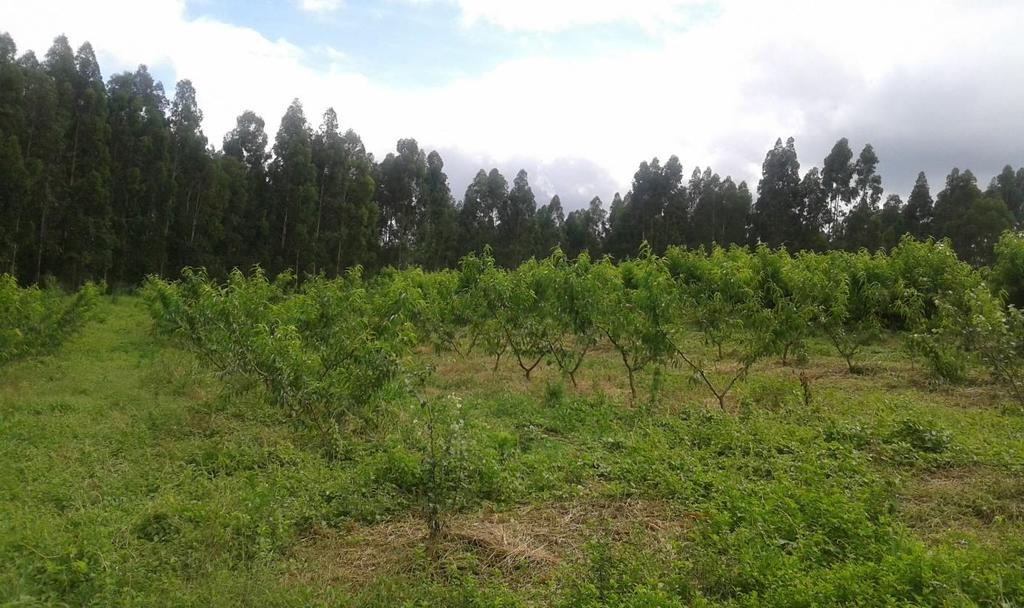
[280,203,289,257]
[10,213,20,276]
[162,147,180,277]
[159,201,172,277]
[35,181,49,284]
[334,181,353,277]
[335,237,343,278]
[190,188,202,245]
[69,119,80,188]
[313,172,326,275]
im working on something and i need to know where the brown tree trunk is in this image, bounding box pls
[35,180,49,284]
[313,172,326,275]
[190,189,202,245]
[10,213,20,276]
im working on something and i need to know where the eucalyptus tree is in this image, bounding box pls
[795,167,831,250]
[0,135,28,275]
[224,110,270,173]
[689,167,720,248]
[495,169,537,267]
[167,79,210,271]
[841,198,883,252]
[11,51,59,283]
[903,172,933,239]
[0,33,23,139]
[721,179,753,247]
[933,168,1013,265]
[458,170,493,257]
[29,36,77,283]
[268,99,318,275]
[62,42,114,284]
[752,137,802,250]
[604,192,636,260]
[457,168,507,259]
[821,137,855,234]
[563,196,605,258]
[534,194,565,258]
[988,165,1024,223]
[878,195,906,251]
[853,143,883,208]
[0,34,28,275]
[415,150,458,270]
[376,138,426,267]
[632,155,685,252]
[335,129,378,273]
[840,146,886,252]
[223,110,271,267]
[106,65,172,284]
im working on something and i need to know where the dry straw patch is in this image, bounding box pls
[425,348,635,402]
[899,465,1024,544]
[284,499,696,591]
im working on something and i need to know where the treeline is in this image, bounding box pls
[1,33,1022,287]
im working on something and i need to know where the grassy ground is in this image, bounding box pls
[1,297,1022,607]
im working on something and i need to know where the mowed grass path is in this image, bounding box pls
[2,297,1024,606]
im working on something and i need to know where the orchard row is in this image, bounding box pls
[141,234,1024,432]
[0,276,99,366]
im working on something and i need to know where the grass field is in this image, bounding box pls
[2,297,1023,607]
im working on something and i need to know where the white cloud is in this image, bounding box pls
[2,0,1023,205]
[296,0,343,13]
[449,0,705,34]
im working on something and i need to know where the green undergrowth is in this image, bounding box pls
[1,297,1022,606]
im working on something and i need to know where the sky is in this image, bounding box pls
[3,0,1023,209]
